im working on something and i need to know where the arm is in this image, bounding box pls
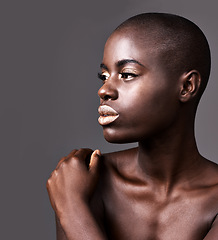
[56,215,68,240]
[47,149,106,240]
[59,200,106,240]
[203,214,218,240]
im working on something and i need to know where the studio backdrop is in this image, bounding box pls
[1,0,218,239]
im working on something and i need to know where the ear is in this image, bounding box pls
[179,70,201,102]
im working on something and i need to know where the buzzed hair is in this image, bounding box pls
[115,13,211,100]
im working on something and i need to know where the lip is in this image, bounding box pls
[98,105,119,126]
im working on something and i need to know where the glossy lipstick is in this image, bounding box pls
[98,105,119,126]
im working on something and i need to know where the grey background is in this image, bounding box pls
[1,0,217,239]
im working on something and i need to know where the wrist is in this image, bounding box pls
[58,203,105,240]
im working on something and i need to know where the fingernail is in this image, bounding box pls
[95,149,101,156]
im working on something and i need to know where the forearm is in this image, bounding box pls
[203,215,218,240]
[56,215,68,240]
[58,202,106,240]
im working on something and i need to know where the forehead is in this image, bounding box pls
[103,30,161,69]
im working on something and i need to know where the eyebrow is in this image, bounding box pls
[100,63,108,70]
[116,59,145,68]
[100,59,145,70]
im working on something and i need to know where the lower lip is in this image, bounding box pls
[98,115,119,126]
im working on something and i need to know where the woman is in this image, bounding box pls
[47,13,218,240]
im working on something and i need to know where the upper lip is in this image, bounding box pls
[98,105,119,116]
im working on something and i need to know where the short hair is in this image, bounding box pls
[115,13,211,100]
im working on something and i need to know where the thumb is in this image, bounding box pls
[89,149,101,174]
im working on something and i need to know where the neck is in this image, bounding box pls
[137,117,202,192]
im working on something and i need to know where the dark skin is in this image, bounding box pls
[47,28,218,240]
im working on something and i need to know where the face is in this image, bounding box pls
[98,30,181,143]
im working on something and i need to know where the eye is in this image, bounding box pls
[98,72,110,82]
[119,72,138,81]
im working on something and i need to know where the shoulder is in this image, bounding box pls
[197,158,218,211]
[94,147,139,186]
[90,148,137,225]
[101,147,138,168]
[193,158,218,197]
[201,158,218,186]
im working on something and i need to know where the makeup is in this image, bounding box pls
[98,105,119,126]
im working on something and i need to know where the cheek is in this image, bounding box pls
[120,82,171,122]
[102,81,179,143]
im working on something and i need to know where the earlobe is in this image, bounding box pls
[179,70,201,102]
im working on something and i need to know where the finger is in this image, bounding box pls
[75,148,93,170]
[72,148,93,168]
[73,148,93,160]
[89,149,101,174]
[55,157,67,170]
[56,149,78,170]
[66,149,78,159]
[63,148,93,170]
[49,169,58,179]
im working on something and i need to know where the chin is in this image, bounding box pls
[102,127,139,144]
[104,136,134,144]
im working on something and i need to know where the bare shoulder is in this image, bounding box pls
[200,158,218,186]
[187,157,218,199]
[191,158,218,212]
[99,147,139,181]
[199,159,218,240]
[101,147,138,168]
[92,147,139,197]
[90,148,137,228]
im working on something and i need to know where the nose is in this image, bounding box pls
[98,81,118,101]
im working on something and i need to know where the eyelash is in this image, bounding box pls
[98,72,138,82]
[120,73,138,80]
[98,73,108,81]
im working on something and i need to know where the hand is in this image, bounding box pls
[46,148,101,217]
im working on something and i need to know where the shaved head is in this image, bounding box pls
[114,13,211,100]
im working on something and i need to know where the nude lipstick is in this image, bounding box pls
[98,105,119,126]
